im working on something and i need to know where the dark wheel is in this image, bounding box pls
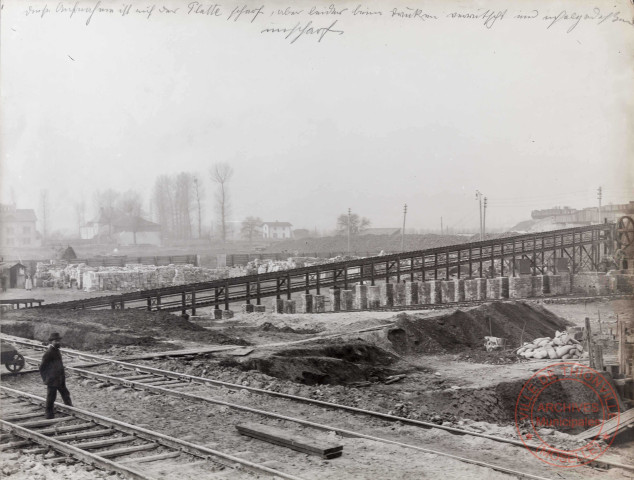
[5,353,25,373]
[616,216,634,250]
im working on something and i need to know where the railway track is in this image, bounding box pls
[3,335,631,479]
[0,386,303,480]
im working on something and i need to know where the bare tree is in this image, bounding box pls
[152,175,174,241]
[94,189,120,240]
[118,190,143,244]
[74,198,86,237]
[193,175,204,239]
[39,190,49,241]
[175,172,193,239]
[336,212,371,236]
[210,163,234,244]
[241,216,263,245]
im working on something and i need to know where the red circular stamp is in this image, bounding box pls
[515,362,621,467]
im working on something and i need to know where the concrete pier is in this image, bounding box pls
[314,295,325,313]
[381,283,395,307]
[341,290,354,310]
[394,283,406,306]
[464,279,478,301]
[283,299,296,314]
[475,278,487,300]
[273,298,285,313]
[300,294,313,313]
[329,288,342,312]
[509,277,532,298]
[428,280,442,304]
[368,285,381,309]
[441,281,455,304]
[355,284,368,310]
[454,279,465,302]
[406,281,419,305]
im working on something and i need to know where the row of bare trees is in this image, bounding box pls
[39,162,269,245]
[150,163,234,242]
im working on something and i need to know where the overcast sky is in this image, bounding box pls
[1,0,633,235]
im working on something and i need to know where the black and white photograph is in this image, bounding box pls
[1,0,633,478]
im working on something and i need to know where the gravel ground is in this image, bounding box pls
[1,298,632,479]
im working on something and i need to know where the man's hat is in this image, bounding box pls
[48,332,62,342]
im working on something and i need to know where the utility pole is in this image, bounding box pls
[401,204,407,252]
[475,190,483,240]
[347,208,351,254]
[483,197,488,239]
[597,186,602,224]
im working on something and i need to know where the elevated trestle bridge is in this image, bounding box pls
[39,222,621,314]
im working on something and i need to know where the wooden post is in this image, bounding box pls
[585,317,595,368]
[191,290,196,316]
[594,345,604,372]
[618,317,627,375]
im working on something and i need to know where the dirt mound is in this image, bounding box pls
[373,301,572,356]
[0,309,249,351]
[230,340,399,385]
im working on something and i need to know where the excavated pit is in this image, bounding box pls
[227,302,573,389]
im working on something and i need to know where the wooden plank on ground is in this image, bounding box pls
[236,423,342,459]
[228,347,255,356]
[120,345,240,361]
[577,408,634,441]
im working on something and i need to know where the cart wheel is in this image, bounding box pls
[6,353,25,373]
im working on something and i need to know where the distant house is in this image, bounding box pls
[0,203,40,247]
[80,211,162,245]
[361,228,401,236]
[262,221,293,239]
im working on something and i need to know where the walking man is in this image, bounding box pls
[39,332,73,418]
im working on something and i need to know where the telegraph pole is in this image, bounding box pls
[401,204,407,252]
[475,190,483,240]
[597,186,602,224]
[347,208,351,254]
[483,197,488,239]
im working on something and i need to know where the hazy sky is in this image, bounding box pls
[1,0,633,235]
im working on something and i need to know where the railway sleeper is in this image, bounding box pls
[118,450,181,464]
[98,443,158,459]
[73,435,137,450]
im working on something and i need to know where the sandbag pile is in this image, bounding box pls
[516,331,586,360]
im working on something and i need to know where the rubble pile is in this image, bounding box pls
[516,331,586,360]
[34,262,93,288]
[246,255,362,274]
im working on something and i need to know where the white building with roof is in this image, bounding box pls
[0,203,40,247]
[262,221,293,239]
